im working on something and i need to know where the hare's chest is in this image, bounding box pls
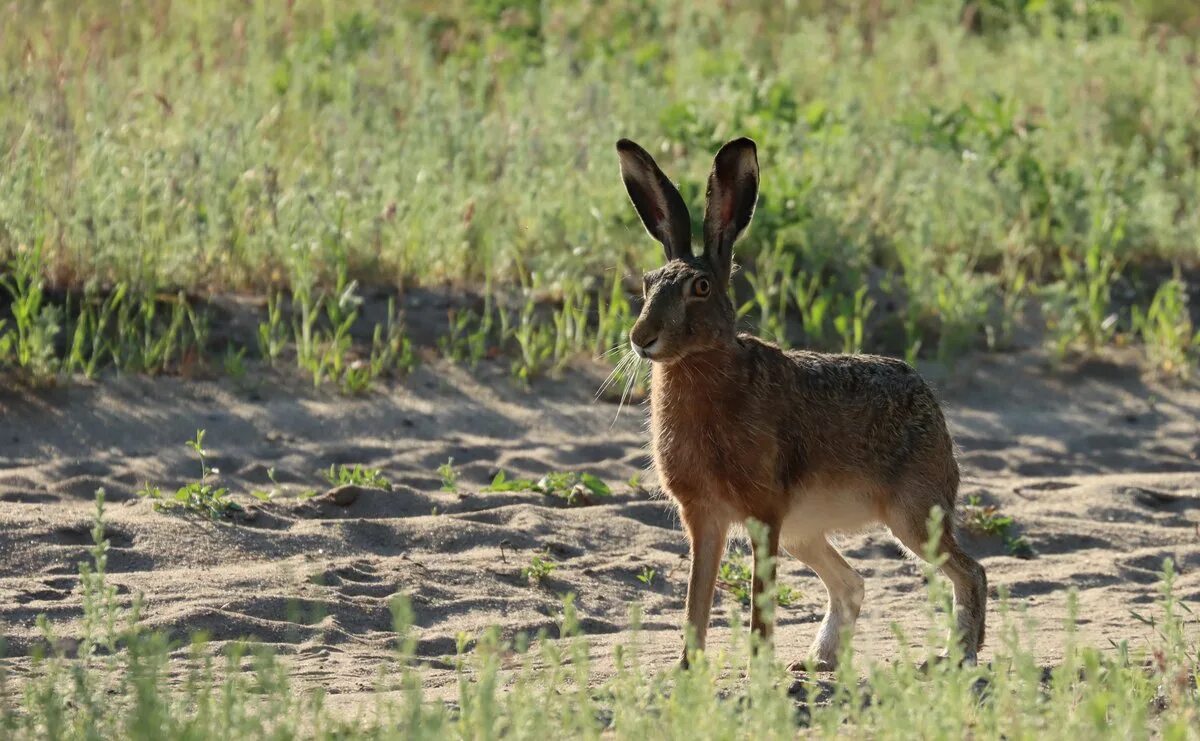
[650,411,771,502]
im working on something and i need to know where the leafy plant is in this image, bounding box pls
[257,292,288,367]
[963,494,1035,558]
[627,472,646,493]
[222,345,248,379]
[738,243,794,347]
[521,553,557,584]
[511,297,555,383]
[138,430,243,519]
[636,566,656,586]
[791,273,836,351]
[833,283,875,355]
[0,246,62,382]
[484,469,612,506]
[325,464,391,490]
[482,470,538,492]
[437,458,458,493]
[1132,277,1198,381]
[249,467,283,503]
[1043,239,1121,362]
[439,294,495,368]
[717,551,797,608]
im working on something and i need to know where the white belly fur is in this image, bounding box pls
[779,484,881,551]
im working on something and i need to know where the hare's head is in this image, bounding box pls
[616,138,759,363]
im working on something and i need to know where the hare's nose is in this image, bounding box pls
[631,336,659,359]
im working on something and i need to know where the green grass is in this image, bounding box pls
[4,491,1198,739]
[2,1,1200,387]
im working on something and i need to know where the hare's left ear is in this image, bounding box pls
[703,138,759,285]
[616,139,693,262]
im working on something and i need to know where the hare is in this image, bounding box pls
[614,137,987,671]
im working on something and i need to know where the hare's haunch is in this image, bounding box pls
[615,137,987,670]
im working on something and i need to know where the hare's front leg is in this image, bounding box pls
[679,508,729,668]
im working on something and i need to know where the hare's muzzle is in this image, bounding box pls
[631,336,660,360]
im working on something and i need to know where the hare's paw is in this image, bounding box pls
[787,657,837,673]
[917,651,977,674]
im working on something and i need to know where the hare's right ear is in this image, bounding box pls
[616,139,692,261]
[703,138,758,286]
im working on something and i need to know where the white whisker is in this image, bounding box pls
[610,352,647,428]
[594,354,627,401]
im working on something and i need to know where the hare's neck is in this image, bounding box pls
[649,347,738,421]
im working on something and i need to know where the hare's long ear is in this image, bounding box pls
[616,139,692,262]
[703,138,759,285]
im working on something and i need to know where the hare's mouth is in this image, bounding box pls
[630,336,661,360]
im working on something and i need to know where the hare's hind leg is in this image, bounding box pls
[885,502,987,662]
[749,520,782,644]
[784,536,864,671]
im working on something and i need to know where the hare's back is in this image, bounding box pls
[778,349,940,411]
[749,342,954,479]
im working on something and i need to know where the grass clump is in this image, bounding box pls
[1042,240,1123,364]
[1133,276,1199,381]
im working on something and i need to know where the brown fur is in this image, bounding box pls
[615,137,987,669]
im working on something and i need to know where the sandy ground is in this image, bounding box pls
[1,345,1199,709]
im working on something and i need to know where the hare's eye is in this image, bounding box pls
[692,277,711,298]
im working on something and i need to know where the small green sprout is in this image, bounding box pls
[139,430,243,519]
[521,553,557,584]
[438,458,458,492]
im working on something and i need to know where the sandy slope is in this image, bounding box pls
[1,347,1198,707]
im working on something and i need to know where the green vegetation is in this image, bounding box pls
[484,469,612,506]
[324,463,391,490]
[437,458,458,493]
[2,1,1200,388]
[520,552,557,584]
[137,430,244,519]
[1133,275,1200,380]
[141,434,365,510]
[249,466,280,503]
[718,551,800,609]
[6,492,1198,738]
[963,493,1035,559]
